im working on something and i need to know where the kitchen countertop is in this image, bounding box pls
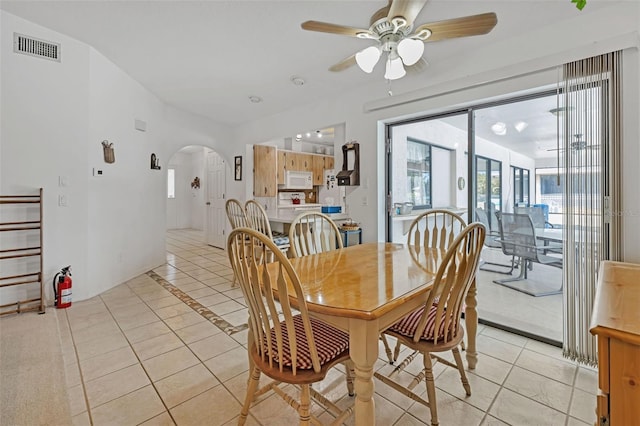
[391,207,467,221]
[268,211,350,224]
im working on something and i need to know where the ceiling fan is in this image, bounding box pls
[547,134,600,152]
[301,0,498,80]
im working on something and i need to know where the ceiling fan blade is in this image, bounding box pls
[329,54,357,72]
[387,0,429,27]
[301,21,371,38]
[414,12,497,43]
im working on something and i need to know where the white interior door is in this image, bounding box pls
[206,151,226,248]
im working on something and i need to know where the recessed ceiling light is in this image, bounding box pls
[306,132,311,138]
[248,95,262,103]
[290,76,305,86]
[316,130,322,138]
[491,122,507,136]
[295,134,302,141]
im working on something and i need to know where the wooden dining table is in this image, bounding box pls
[268,242,479,426]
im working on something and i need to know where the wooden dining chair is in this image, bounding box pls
[225,198,247,229]
[244,200,290,258]
[225,199,247,286]
[407,209,466,252]
[288,211,343,258]
[227,228,355,425]
[384,209,468,363]
[375,222,486,426]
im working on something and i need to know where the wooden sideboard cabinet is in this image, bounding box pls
[590,261,640,426]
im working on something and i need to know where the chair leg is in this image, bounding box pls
[345,360,355,396]
[479,255,518,275]
[452,347,471,396]
[239,365,261,425]
[393,339,402,363]
[299,384,311,425]
[380,334,392,363]
[423,352,439,426]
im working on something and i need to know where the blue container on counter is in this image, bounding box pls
[321,206,341,214]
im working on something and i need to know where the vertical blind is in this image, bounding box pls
[561,51,622,366]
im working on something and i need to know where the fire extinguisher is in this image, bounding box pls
[53,265,72,309]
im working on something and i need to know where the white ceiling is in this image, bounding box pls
[1,0,599,128]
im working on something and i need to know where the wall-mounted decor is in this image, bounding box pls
[102,140,115,164]
[191,177,200,189]
[457,177,466,190]
[150,153,161,170]
[337,142,360,186]
[234,156,242,181]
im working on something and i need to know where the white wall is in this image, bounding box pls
[1,12,90,305]
[167,153,191,229]
[190,148,207,230]
[1,11,234,302]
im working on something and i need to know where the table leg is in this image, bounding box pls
[349,319,378,425]
[465,277,478,369]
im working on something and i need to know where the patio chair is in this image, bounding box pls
[493,212,563,296]
[375,223,486,426]
[228,228,355,425]
[475,207,517,274]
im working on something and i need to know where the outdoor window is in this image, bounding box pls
[167,168,175,199]
[512,166,530,207]
[406,139,431,209]
[476,156,502,230]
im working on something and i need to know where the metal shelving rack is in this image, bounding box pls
[0,188,44,315]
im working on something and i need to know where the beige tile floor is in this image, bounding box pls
[58,229,597,426]
[475,247,564,342]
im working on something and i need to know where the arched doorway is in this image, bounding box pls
[166,145,227,249]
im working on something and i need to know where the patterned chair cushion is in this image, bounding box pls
[388,303,452,341]
[272,232,290,247]
[266,315,349,369]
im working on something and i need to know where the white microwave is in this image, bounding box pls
[284,171,313,189]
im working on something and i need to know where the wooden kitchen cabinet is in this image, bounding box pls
[277,151,286,185]
[324,156,334,170]
[590,261,640,426]
[254,146,334,190]
[253,145,277,197]
[286,152,312,172]
[312,155,325,185]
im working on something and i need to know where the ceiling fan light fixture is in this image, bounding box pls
[397,38,424,66]
[491,122,507,136]
[355,45,382,73]
[384,55,406,80]
[514,121,528,133]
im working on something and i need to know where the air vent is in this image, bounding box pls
[13,33,60,62]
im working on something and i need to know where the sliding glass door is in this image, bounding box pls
[386,90,568,343]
